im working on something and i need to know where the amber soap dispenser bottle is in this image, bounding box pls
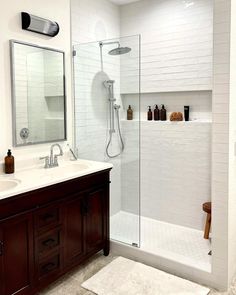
[5,149,14,174]
[127,105,133,120]
[147,106,153,120]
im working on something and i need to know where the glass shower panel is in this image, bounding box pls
[73,35,140,247]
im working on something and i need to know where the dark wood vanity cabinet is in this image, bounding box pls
[0,169,111,295]
[0,212,34,295]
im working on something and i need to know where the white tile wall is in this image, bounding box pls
[71,0,122,216]
[121,120,211,230]
[120,0,213,93]
[211,0,231,290]
[71,0,120,44]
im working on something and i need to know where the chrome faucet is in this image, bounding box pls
[40,143,63,168]
[50,143,63,167]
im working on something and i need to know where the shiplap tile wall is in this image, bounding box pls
[211,0,230,290]
[71,0,120,44]
[120,120,211,230]
[71,0,122,216]
[120,0,213,93]
[119,0,213,231]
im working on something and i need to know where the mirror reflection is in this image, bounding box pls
[10,40,66,146]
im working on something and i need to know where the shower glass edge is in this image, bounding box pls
[73,34,141,248]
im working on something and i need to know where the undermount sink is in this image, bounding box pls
[0,179,20,192]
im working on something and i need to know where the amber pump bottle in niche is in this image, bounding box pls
[127,105,133,120]
[154,105,159,120]
[147,106,153,120]
[5,149,14,174]
[160,104,167,121]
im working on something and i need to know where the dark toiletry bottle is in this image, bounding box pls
[5,149,14,174]
[147,106,153,120]
[127,105,133,120]
[184,106,190,121]
[160,104,167,121]
[154,105,159,121]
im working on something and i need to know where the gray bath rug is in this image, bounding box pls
[82,257,210,295]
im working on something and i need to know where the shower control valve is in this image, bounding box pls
[114,104,120,109]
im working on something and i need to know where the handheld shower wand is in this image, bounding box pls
[104,80,124,158]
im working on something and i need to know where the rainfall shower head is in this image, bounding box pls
[99,41,131,55]
[108,46,131,55]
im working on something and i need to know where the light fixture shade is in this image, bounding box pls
[21,12,59,37]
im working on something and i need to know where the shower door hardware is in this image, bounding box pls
[0,240,4,256]
[132,242,138,247]
[73,50,76,57]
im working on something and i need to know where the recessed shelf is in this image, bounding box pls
[121,119,212,123]
[45,117,64,120]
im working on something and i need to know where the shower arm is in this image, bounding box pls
[99,41,120,48]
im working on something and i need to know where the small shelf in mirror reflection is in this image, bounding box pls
[45,117,64,120]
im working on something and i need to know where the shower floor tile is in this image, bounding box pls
[111,211,211,272]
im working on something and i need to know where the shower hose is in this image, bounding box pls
[106,107,124,158]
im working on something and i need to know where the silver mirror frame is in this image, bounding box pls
[10,40,67,147]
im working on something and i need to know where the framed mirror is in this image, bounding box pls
[10,40,66,146]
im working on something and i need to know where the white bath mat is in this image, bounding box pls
[82,257,210,295]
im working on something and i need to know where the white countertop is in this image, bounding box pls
[0,159,113,201]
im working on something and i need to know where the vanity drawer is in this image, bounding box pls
[38,254,61,279]
[35,206,61,232]
[37,228,61,257]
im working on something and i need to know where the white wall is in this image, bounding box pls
[0,0,71,168]
[120,0,213,93]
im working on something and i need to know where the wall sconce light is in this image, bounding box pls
[21,12,60,37]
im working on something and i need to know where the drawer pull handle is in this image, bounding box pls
[42,238,56,247]
[42,262,56,272]
[0,241,3,256]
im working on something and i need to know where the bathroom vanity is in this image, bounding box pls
[0,160,112,295]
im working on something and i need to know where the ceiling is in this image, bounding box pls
[109,0,141,5]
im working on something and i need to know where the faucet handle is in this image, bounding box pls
[39,156,50,168]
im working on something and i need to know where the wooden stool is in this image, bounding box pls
[202,202,211,239]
